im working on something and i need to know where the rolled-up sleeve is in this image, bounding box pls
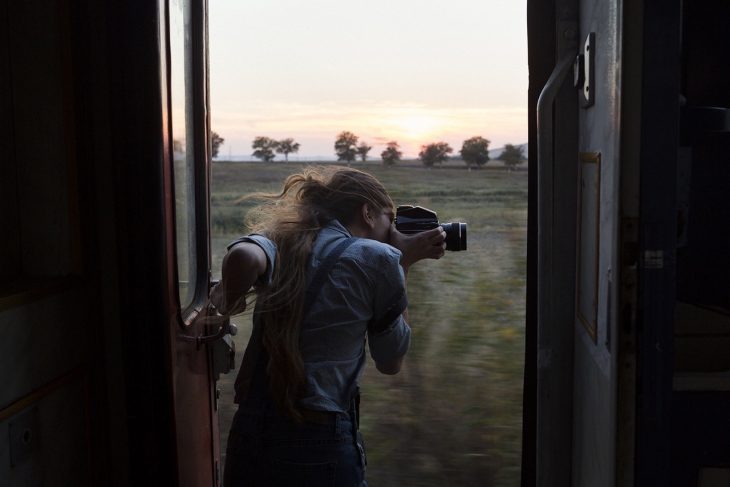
[227,234,277,286]
[367,247,411,364]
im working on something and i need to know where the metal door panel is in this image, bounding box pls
[573,0,622,485]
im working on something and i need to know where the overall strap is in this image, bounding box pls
[234,237,355,405]
[303,237,356,317]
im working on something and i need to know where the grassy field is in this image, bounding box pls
[212,161,527,487]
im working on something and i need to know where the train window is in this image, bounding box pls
[169,0,198,310]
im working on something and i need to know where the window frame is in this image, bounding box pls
[161,0,211,327]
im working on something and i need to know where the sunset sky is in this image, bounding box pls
[209,0,527,159]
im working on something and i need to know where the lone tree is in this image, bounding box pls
[500,143,526,170]
[380,141,402,166]
[276,138,300,162]
[334,131,359,164]
[252,136,279,162]
[419,142,453,167]
[356,143,372,162]
[211,131,224,159]
[460,136,490,168]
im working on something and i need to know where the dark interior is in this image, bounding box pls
[673,1,730,484]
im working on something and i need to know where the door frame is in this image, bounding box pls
[159,0,218,485]
[525,0,579,484]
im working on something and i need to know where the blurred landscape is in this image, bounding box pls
[212,161,527,487]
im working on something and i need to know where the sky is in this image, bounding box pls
[209,0,527,159]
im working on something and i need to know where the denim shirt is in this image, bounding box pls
[230,220,411,413]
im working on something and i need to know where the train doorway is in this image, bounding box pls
[208,1,529,485]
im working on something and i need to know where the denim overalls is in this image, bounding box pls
[223,238,368,487]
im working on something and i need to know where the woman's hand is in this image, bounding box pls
[388,226,447,270]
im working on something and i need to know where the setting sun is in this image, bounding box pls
[390,114,443,140]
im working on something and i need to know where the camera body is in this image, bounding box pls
[395,205,467,251]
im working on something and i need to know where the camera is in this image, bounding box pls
[394,205,467,251]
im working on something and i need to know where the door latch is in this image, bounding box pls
[179,303,238,348]
[574,32,595,108]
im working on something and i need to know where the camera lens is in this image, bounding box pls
[441,222,467,251]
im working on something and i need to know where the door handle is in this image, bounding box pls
[536,52,575,314]
[535,51,576,487]
[179,279,240,348]
[196,307,238,343]
[179,305,239,347]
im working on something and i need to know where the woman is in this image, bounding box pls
[213,166,446,486]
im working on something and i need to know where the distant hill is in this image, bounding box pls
[448,143,528,166]
[489,143,529,161]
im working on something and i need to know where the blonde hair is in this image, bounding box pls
[245,166,394,420]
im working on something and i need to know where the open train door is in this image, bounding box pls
[526,0,654,485]
[525,0,627,483]
[563,1,631,485]
[159,0,233,485]
[534,0,621,487]
[526,0,685,485]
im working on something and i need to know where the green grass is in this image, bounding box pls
[213,161,527,487]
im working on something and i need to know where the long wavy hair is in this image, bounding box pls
[244,166,394,420]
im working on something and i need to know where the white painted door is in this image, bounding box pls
[571,2,623,485]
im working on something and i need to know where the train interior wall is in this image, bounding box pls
[1,1,177,485]
[672,0,730,484]
[0,1,123,484]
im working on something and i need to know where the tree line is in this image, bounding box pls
[209,130,525,169]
